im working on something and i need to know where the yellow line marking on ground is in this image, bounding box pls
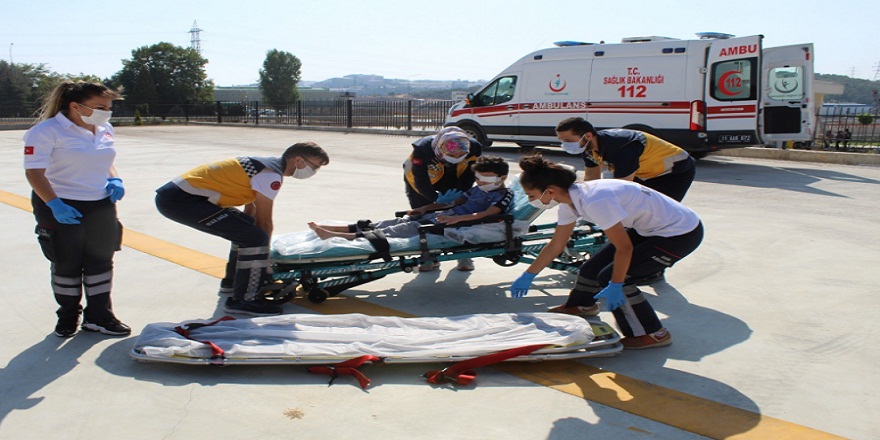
[1,188,844,439]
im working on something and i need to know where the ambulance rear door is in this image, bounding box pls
[704,35,762,148]
[760,43,814,142]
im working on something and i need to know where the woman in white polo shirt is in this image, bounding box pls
[509,155,704,349]
[23,81,129,338]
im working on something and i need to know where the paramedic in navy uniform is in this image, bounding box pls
[555,117,696,202]
[23,81,130,338]
[403,126,483,271]
[155,142,329,316]
[509,155,703,349]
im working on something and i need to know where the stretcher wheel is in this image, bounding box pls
[492,254,520,267]
[260,282,297,304]
[307,288,329,304]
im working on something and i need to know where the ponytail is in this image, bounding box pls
[519,154,576,191]
[37,81,122,121]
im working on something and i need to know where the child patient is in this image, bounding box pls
[309,155,512,241]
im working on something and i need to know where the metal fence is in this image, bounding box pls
[3,100,880,152]
[812,106,880,151]
[91,99,455,131]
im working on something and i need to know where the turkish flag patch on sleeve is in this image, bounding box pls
[412,157,423,166]
[270,181,282,191]
[24,146,34,155]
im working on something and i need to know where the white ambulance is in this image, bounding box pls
[444,33,814,157]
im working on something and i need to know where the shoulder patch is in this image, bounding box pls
[24,146,34,155]
[412,157,423,166]
[270,181,282,191]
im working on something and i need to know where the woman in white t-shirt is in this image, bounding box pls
[509,155,704,349]
[23,81,129,338]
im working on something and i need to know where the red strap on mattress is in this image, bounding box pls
[174,316,236,361]
[423,344,548,386]
[307,355,383,389]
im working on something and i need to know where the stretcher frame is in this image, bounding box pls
[265,217,607,304]
[130,316,622,367]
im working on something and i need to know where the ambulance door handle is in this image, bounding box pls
[521,104,531,109]
[507,105,517,110]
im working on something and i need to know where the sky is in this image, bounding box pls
[1,0,877,86]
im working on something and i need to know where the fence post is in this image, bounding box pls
[297,100,302,126]
[407,100,413,131]
[254,101,260,125]
[216,101,222,124]
[346,99,353,128]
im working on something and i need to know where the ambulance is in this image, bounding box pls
[444,33,814,157]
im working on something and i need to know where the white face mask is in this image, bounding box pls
[77,104,113,126]
[443,153,467,164]
[528,190,559,209]
[292,158,317,179]
[560,134,586,155]
[477,183,500,192]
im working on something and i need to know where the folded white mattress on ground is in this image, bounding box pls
[132,313,599,362]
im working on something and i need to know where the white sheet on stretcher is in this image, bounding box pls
[270,220,531,260]
[133,313,594,360]
[270,174,540,260]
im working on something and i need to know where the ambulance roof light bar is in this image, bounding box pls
[621,36,678,43]
[553,41,595,47]
[695,32,735,40]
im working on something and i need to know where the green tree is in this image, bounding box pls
[114,42,213,107]
[259,49,302,109]
[0,61,31,116]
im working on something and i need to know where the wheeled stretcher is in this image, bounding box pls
[264,176,608,304]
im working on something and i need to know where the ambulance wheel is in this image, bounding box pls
[690,151,708,159]
[457,122,492,147]
[307,288,329,304]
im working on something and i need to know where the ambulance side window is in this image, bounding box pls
[710,58,757,101]
[767,67,804,101]
[472,76,517,107]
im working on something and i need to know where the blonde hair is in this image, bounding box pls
[37,81,123,121]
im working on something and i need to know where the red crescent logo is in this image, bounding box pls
[717,71,741,96]
[549,74,567,92]
[270,181,281,190]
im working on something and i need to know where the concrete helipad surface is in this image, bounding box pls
[1,125,877,439]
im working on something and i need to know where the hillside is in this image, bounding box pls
[816,73,879,104]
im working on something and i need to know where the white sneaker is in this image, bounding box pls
[456,258,475,271]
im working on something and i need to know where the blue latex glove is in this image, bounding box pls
[511,272,537,298]
[46,198,83,224]
[593,282,626,311]
[106,177,125,203]
[435,188,463,204]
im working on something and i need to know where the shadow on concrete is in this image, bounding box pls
[695,157,879,197]
[0,334,104,425]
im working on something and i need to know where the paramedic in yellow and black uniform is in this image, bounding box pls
[155,142,329,316]
[404,126,483,209]
[555,117,696,202]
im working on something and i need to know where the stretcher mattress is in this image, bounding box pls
[270,221,531,261]
[271,174,538,261]
[131,313,619,364]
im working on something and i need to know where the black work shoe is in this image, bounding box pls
[632,271,666,286]
[55,315,80,338]
[223,298,283,316]
[81,319,132,336]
